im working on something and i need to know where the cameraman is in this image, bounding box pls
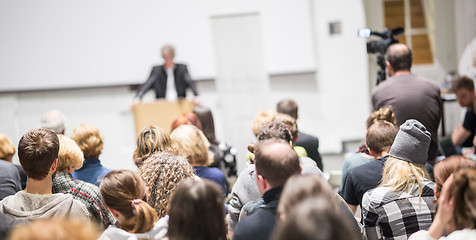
[372,43,442,165]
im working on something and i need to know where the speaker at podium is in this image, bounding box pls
[132,100,195,134]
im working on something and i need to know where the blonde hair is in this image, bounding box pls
[57,134,84,172]
[139,152,195,219]
[8,217,100,240]
[380,157,429,198]
[251,110,277,137]
[133,125,176,168]
[71,124,103,159]
[170,125,211,166]
[0,133,15,160]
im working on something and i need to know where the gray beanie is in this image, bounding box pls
[389,119,431,164]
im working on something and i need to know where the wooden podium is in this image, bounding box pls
[132,100,195,134]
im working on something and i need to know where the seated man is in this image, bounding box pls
[340,120,398,214]
[0,129,90,220]
[53,135,115,228]
[233,139,301,240]
[451,76,476,151]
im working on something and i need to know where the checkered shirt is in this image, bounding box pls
[361,179,436,240]
[53,172,116,227]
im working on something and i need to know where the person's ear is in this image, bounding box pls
[367,145,375,157]
[50,158,58,172]
[108,207,120,219]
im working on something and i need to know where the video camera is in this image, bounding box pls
[358,27,404,84]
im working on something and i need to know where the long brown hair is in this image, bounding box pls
[167,179,226,240]
[449,168,476,231]
[100,170,158,233]
[434,155,475,198]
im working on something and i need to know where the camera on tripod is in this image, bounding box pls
[358,27,404,84]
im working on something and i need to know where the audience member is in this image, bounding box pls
[433,155,475,199]
[372,43,442,164]
[233,139,301,240]
[409,168,476,239]
[52,134,116,228]
[170,125,227,195]
[167,178,227,240]
[0,159,21,201]
[0,133,26,190]
[277,99,323,170]
[451,76,476,151]
[194,105,238,179]
[251,111,277,138]
[341,106,396,187]
[170,112,203,132]
[99,170,167,240]
[341,120,398,213]
[0,129,90,220]
[132,125,176,168]
[227,121,322,235]
[0,213,25,240]
[273,113,319,170]
[362,119,436,239]
[139,152,195,219]
[271,196,361,240]
[71,124,112,186]
[8,217,99,240]
[40,109,66,134]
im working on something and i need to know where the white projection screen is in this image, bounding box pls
[0,0,315,92]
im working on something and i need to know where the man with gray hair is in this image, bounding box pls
[41,109,66,134]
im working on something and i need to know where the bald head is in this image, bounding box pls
[254,139,300,188]
[385,43,412,74]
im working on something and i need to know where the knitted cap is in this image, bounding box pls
[389,119,431,164]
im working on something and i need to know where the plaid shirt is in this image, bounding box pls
[362,179,436,240]
[53,172,116,228]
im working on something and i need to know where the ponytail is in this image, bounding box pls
[131,199,158,233]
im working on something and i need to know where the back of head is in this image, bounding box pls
[57,134,84,172]
[168,179,226,240]
[271,196,361,240]
[450,168,476,231]
[139,152,195,219]
[276,99,298,119]
[385,43,412,72]
[273,114,298,145]
[366,120,398,156]
[133,125,175,168]
[170,125,210,166]
[434,155,475,197]
[18,128,59,180]
[251,110,277,137]
[170,112,203,132]
[71,124,103,159]
[278,174,335,218]
[100,170,158,233]
[193,106,217,144]
[0,133,16,161]
[254,139,300,188]
[366,106,396,129]
[257,121,292,144]
[8,217,100,240]
[41,109,66,134]
[451,76,475,93]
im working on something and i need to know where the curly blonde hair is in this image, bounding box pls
[251,110,277,137]
[71,124,103,159]
[133,125,176,168]
[0,133,15,160]
[139,152,195,218]
[57,134,84,172]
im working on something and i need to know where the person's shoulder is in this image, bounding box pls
[298,131,318,142]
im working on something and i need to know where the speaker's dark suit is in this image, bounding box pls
[135,64,199,99]
[296,131,323,171]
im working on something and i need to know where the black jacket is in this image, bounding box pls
[135,64,199,99]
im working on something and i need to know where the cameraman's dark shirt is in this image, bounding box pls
[462,108,476,147]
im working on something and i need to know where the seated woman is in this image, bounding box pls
[133,125,176,168]
[71,124,112,186]
[53,135,115,228]
[98,170,168,240]
[139,152,196,219]
[362,119,436,240]
[170,125,228,195]
[166,178,226,240]
[433,155,475,199]
[409,168,476,239]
